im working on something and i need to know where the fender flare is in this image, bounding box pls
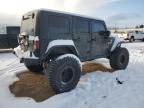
[42,40,79,61]
[111,37,124,52]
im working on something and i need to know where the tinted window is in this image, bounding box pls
[75,18,89,33]
[48,16,70,33]
[92,21,106,33]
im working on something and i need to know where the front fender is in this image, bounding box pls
[111,37,124,52]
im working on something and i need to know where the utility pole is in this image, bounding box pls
[114,23,117,33]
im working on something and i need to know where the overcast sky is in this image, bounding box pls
[0,0,143,27]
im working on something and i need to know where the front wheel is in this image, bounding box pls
[110,47,129,70]
[44,55,81,93]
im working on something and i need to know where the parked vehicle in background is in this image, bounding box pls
[0,26,20,49]
[126,31,144,42]
[111,31,128,40]
[117,33,128,40]
[14,9,129,93]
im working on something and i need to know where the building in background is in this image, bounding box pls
[0,26,20,49]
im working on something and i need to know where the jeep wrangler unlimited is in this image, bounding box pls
[14,9,129,93]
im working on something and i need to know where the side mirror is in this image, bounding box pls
[99,31,111,37]
[105,31,111,37]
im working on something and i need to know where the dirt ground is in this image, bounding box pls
[9,62,113,102]
[82,62,113,73]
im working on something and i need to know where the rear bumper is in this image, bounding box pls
[14,46,40,63]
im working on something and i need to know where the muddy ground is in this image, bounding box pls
[9,62,113,102]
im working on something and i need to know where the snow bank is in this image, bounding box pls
[0,42,144,108]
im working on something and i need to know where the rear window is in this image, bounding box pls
[21,14,35,35]
[48,15,70,33]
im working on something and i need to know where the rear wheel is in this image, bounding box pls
[24,62,43,74]
[129,36,135,42]
[44,55,81,93]
[110,47,129,70]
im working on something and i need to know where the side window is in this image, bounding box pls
[48,15,70,33]
[75,18,89,33]
[92,21,106,33]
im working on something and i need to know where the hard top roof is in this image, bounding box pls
[24,9,104,21]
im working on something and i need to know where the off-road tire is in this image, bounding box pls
[44,56,81,93]
[24,62,43,74]
[110,47,129,70]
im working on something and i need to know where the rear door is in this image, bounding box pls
[134,31,139,39]
[20,13,36,52]
[138,31,144,39]
[72,17,91,61]
[90,20,109,59]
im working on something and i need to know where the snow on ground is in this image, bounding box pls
[0,42,144,108]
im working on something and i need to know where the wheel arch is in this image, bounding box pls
[110,37,124,52]
[131,36,134,38]
[42,45,79,62]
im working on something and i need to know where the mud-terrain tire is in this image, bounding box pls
[129,36,135,42]
[110,47,129,70]
[24,62,43,74]
[44,55,81,93]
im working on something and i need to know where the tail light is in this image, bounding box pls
[33,36,39,50]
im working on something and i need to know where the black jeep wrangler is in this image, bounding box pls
[14,9,129,93]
